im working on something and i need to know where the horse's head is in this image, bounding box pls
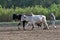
[13,13,23,21]
[13,14,18,20]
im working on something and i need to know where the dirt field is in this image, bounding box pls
[0,24,60,40]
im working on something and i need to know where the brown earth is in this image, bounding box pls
[0,25,60,40]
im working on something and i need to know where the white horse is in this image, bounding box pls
[21,13,49,30]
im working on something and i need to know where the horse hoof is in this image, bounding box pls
[23,29,25,30]
[43,28,46,30]
[18,28,20,30]
[31,28,33,30]
[43,28,49,30]
[31,28,34,30]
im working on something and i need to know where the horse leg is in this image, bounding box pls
[31,24,34,30]
[31,22,36,30]
[42,17,49,30]
[18,21,26,30]
[23,21,26,30]
[37,23,42,28]
[18,23,21,26]
[43,22,49,30]
[37,25,40,28]
[18,23,21,30]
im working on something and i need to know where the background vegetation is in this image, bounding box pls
[0,0,60,22]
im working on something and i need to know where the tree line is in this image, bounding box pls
[0,0,60,8]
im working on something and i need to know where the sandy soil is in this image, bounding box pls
[0,25,60,40]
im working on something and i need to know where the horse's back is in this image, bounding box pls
[32,15,45,23]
